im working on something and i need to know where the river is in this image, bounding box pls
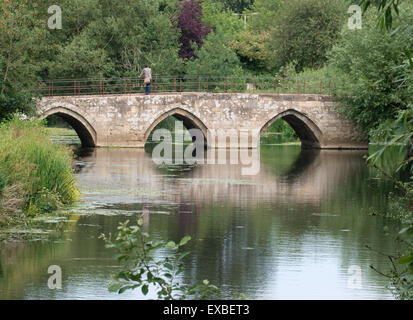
[0,143,400,299]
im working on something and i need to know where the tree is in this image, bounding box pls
[328,9,413,137]
[266,0,345,72]
[185,32,244,76]
[49,0,183,78]
[0,0,47,118]
[202,0,243,36]
[217,0,254,13]
[229,0,281,73]
[231,30,268,73]
[174,0,211,59]
[246,0,281,32]
[352,0,403,29]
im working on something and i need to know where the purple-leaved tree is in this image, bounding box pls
[174,0,211,59]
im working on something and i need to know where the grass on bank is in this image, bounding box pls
[0,115,79,225]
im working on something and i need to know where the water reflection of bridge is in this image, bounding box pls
[76,147,367,206]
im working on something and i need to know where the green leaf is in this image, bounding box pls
[179,235,191,247]
[164,263,174,271]
[116,272,129,280]
[128,273,142,282]
[141,284,149,295]
[119,285,138,294]
[166,241,176,248]
[108,282,123,293]
[397,254,413,265]
[113,254,127,261]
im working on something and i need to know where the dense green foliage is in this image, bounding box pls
[1,0,185,119]
[266,0,345,72]
[217,0,253,13]
[0,116,79,221]
[328,9,413,137]
[356,0,413,300]
[0,0,46,119]
[367,108,413,299]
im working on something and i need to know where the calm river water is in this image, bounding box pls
[0,144,401,299]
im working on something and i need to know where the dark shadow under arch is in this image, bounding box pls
[260,109,322,149]
[42,107,97,147]
[144,108,208,145]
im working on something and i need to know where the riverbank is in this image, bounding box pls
[0,116,79,230]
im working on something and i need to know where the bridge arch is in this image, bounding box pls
[260,109,322,149]
[41,107,97,147]
[144,108,209,145]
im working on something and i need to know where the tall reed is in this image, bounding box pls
[0,115,79,217]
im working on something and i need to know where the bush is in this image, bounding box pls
[100,217,222,300]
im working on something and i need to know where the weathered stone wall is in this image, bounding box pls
[37,93,367,149]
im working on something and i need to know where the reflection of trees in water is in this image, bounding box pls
[176,197,398,299]
[173,149,399,298]
[282,149,320,181]
[0,146,397,299]
[0,221,74,299]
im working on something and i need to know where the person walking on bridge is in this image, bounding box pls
[139,64,152,95]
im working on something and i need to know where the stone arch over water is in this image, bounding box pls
[41,107,97,147]
[143,107,209,146]
[260,109,323,149]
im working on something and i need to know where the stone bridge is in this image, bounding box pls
[37,93,367,149]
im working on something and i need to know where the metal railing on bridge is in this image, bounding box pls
[40,76,335,97]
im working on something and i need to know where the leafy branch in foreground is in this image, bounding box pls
[367,222,413,300]
[368,107,413,183]
[366,107,413,299]
[99,217,221,300]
